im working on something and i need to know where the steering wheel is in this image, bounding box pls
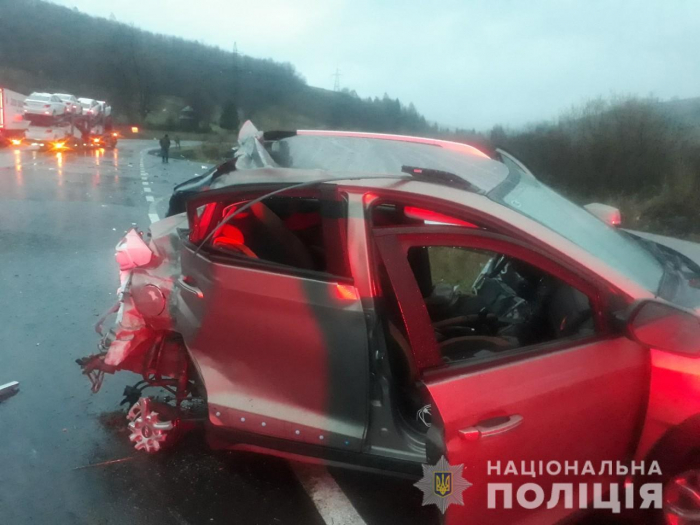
[472,254,509,294]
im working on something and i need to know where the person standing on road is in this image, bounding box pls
[174,135,181,149]
[160,134,171,164]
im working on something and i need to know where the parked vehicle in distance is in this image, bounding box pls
[5,86,115,149]
[54,93,83,115]
[96,100,111,117]
[80,122,700,525]
[23,92,67,117]
[0,87,29,144]
[23,95,115,150]
[77,97,101,117]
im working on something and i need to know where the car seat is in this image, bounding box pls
[213,202,315,270]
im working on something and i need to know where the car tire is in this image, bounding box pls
[661,462,700,524]
[630,451,700,524]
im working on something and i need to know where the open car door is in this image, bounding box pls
[174,189,370,454]
[375,226,648,524]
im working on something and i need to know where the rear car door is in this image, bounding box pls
[375,226,649,524]
[174,189,370,452]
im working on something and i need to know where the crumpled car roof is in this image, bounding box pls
[230,122,509,193]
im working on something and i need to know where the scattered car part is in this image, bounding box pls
[0,381,20,402]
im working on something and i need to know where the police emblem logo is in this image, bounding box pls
[415,456,472,514]
[434,472,452,497]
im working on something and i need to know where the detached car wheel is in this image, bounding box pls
[664,469,700,524]
[127,397,176,453]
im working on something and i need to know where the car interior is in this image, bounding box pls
[371,202,597,435]
[413,248,596,361]
[192,193,350,277]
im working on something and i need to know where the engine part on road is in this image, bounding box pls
[127,397,174,453]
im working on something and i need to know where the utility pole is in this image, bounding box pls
[332,68,342,92]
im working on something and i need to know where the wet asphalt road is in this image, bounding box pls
[0,140,436,525]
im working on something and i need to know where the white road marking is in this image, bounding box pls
[140,148,158,221]
[293,464,367,525]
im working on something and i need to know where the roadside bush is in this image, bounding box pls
[180,134,236,163]
[489,97,700,237]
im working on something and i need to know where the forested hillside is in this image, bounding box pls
[0,0,431,133]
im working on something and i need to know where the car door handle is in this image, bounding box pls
[459,414,523,441]
[177,277,203,298]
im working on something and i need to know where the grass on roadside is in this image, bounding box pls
[178,139,236,164]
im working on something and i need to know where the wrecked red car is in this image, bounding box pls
[80,122,700,524]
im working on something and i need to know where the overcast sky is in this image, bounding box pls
[50,0,700,130]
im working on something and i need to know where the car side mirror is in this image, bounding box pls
[626,300,700,355]
[584,203,621,227]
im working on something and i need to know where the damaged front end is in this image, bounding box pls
[78,216,199,450]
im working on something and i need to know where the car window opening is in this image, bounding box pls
[409,246,596,363]
[192,195,341,276]
[376,243,598,436]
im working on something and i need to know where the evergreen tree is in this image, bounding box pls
[220,101,240,131]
